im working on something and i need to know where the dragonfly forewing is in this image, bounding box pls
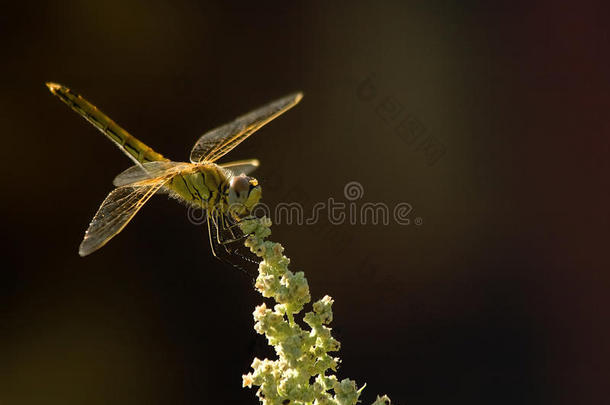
[113,161,193,187]
[189,92,302,164]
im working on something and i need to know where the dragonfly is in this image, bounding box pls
[47,82,302,261]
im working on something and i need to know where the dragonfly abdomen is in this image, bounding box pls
[46,83,167,165]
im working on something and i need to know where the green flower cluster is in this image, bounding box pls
[239,217,393,405]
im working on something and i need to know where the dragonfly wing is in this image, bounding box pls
[219,159,260,176]
[113,161,191,187]
[79,179,168,256]
[190,92,303,164]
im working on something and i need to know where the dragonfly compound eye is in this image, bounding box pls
[230,174,250,196]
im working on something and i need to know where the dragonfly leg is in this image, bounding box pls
[210,212,224,245]
[206,212,223,258]
[217,213,260,269]
[220,214,249,232]
[223,213,259,231]
[206,213,256,279]
[219,214,250,245]
[210,212,250,246]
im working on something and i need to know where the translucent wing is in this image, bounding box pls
[113,161,192,187]
[190,92,303,163]
[79,179,169,256]
[219,159,260,176]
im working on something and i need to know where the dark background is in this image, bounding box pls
[1,1,608,404]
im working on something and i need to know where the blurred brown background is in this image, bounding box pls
[1,1,609,404]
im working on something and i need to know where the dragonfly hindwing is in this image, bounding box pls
[113,161,191,187]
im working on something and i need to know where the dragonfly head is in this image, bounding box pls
[227,174,262,215]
